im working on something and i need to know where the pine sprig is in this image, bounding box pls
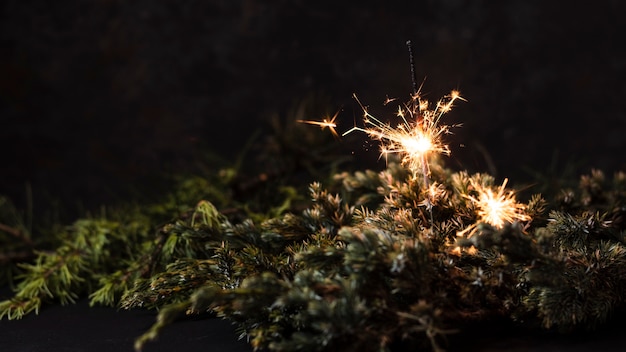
[2,144,626,352]
[134,164,626,352]
[0,216,150,319]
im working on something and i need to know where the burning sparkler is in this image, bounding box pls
[343,90,464,179]
[458,178,531,237]
[342,87,463,228]
[344,41,463,180]
[341,41,465,228]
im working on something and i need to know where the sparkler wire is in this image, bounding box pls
[406,40,434,226]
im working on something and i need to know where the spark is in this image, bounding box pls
[419,182,446,209]
[383,95,397,105]
[469,178,530,228]
[344,90,464,179]
[458,178,530,237]
[298,110,340,139]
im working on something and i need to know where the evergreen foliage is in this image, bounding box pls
[3,153,625,351]
[1,95,625,351]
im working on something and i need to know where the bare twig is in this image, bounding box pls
[0,222,33,246]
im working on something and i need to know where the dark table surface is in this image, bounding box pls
[0,292,251,352]
[2,289,625,352]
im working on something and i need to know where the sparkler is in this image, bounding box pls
[342,41,464,227]
[344,41,464,181]
[299,42,526,245]
[343,90,464,178]
[342,89,463,229]
[458,178,531,238]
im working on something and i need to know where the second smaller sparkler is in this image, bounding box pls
[457,177,531,238]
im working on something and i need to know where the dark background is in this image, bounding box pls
[2,0,625,217]
[1,1,626,351]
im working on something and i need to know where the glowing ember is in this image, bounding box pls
[344,90,464,178]
[298,110,340,139]
[451,245,478,256]
[466,178,530,229]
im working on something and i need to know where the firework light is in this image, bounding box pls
[343,90,464,179]
[458,178,531,237]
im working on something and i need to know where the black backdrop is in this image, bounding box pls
[2,1,625,215]
[1,1,626,351]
